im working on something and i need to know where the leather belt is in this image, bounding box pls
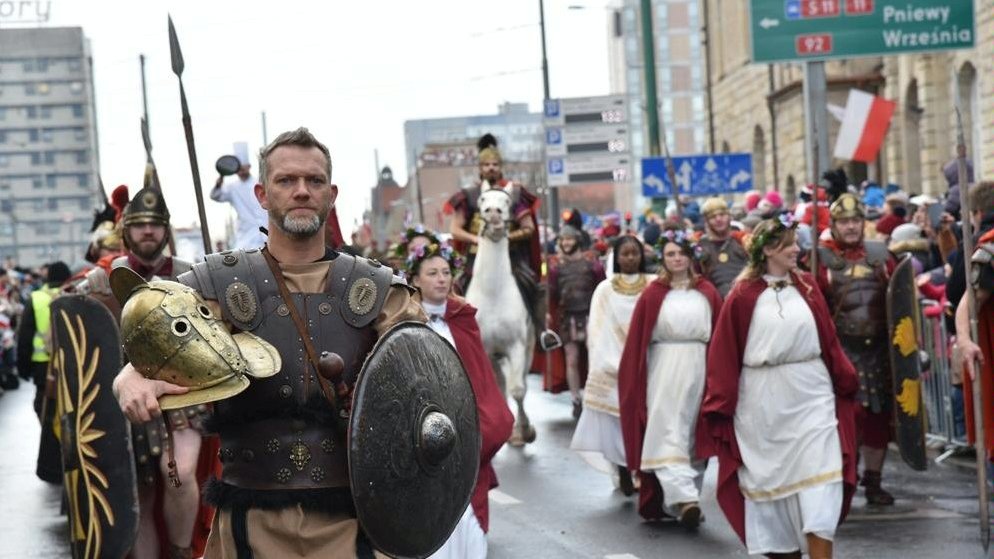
[220,418,349,490]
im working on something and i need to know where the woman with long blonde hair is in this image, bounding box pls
[697,215,859,559]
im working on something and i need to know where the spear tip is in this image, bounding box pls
[167,15,185,77]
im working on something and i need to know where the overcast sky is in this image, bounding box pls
[25,0,614,241]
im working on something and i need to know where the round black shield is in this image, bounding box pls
[349,322,480,559]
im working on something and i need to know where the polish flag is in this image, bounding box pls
[833,89,896,163]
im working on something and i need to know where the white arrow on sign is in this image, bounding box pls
[729,170,752,190]
[677,161,693,191]
[643,173,665,194]
[760,17,779,29]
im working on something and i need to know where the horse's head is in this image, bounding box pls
[477,186,513,242]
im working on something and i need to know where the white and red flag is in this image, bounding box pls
[833,89,896,163]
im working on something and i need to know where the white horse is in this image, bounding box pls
[466,187,537,446]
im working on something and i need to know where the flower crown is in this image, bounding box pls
[748,213,797,265]
[393,225,441,259]
[405,241,464,276]
[655,228,704,261]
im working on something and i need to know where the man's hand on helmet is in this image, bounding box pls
[113,363,188,424]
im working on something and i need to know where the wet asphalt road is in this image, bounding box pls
[1,375,990,558]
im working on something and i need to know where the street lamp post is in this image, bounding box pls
[538,0,560,233]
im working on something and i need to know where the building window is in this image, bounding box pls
[0,108,5,120]
[42,152,54,165]
[25,83,36,95]
[77,174,89,188]
[0,155,8,167]
[33,200,44,212]
[46,175,56,188]
[76,150,88,164]
[32,176,43,189]
[41,129,53,143]
[71,104,84,118]
[0,200,11,213]
[23,59,35,72]
[25,107,37,119]
[78,198,89,210]
[70,81,83,94]
[68,59,82,72]
[47,198,57,210]
[0,131,5,144]
[74,128,87,141]
[30,153,41,165]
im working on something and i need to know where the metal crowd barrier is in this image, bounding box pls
[917,298,969,462]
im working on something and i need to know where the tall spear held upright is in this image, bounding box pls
[167,16,213,255]
[956,107,990,551]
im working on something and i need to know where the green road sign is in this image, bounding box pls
[749,0,975,63]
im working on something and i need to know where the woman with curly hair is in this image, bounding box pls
[697,215,859,559]
[618,225,722,528]
[406,240,514,559]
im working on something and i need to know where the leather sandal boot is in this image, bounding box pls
[861,470,895,505]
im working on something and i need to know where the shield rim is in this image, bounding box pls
[886,254,928,471]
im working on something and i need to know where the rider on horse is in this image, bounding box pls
[444,133,543,330]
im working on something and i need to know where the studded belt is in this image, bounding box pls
[219,418,349,490]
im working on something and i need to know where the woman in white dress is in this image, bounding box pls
[570,235,653,495]
[407,240,514,559]
[697,215,859,559]
[618,227,722,528]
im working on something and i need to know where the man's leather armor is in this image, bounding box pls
[556,257,598,315]
[699,237,748,298]
[178,249,395,494]
[818,241,892,412]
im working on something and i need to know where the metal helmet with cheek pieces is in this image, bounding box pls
[110,267,280,410]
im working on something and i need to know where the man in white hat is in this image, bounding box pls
[211,142,269,250]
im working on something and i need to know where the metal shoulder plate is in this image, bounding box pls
[337,254,393,328]
[110,255,130,270]
[817,246,846,271]
[171,257,193,278]
[864,240,891,267]
[179,249,267,332]
[970,243,994,289]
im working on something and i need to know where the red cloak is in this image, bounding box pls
[617,277,722,519]
[696,272,859,544]
[445,296,515,532]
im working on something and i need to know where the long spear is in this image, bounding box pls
[956,106,989,551]
[168,16,213,255]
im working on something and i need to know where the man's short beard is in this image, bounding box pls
[273,209,326,239]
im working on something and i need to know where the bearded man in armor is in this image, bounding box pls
[547,225,605,417]
[811,192,898,506]
[76,183,213,558]
[114,128,426,558]
[695,197,748,298]
[445,133,543,326]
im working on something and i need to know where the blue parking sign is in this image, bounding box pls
[544,99,560,118]
[547,159,564,174]
[546,128,563,145]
